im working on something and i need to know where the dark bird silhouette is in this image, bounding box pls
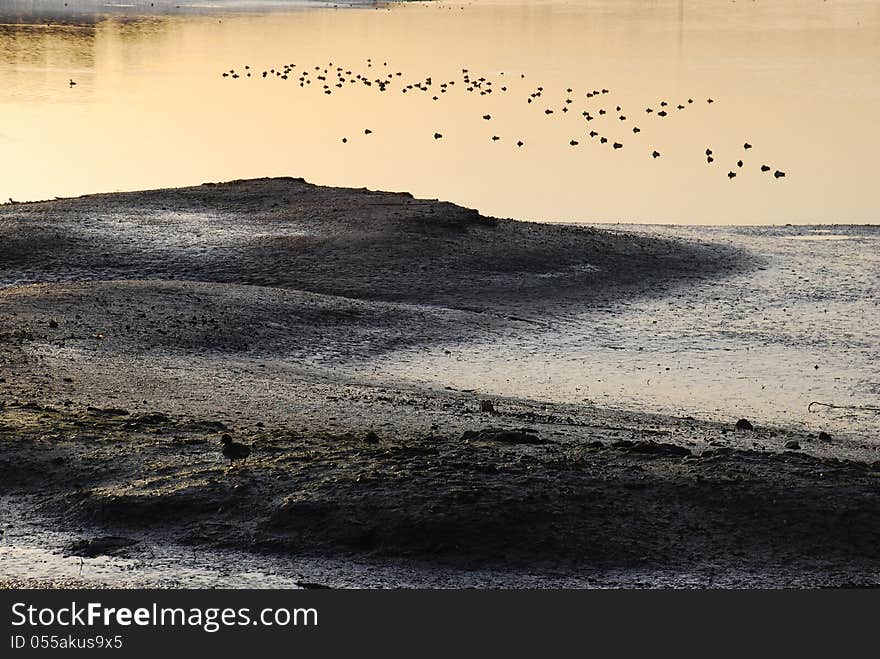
[632,127,640,133]
[612,142,623,149]
[707,98,714,103]
[482,114,491,120]
[706,148,713,156]
[737,160,743,167]
[707,156,714,163]
[600,136,608,144]
[364,128,373,135]
[761,165,771,172]
[657,110,667,117]
[589,131,598,137]
[221,434,251,464]
[744,143,753,149]
[728,171,736,179]
[652,150,661,158]
[341,137,347,143]
[570,139,579,146]
[434,132,443,139]
[492,136,500,141]
[516,140,524,147]
[774,170,786,178]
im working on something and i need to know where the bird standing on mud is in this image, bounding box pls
[220,434,251,465]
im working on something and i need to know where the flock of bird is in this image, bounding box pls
[219,59,786,180]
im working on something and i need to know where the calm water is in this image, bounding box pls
[1,0,879,224]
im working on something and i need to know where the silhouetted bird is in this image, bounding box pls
[707,98,714,103]
[761,165,771,172]
[612,142,623,149]
[657,110,667,117]
[774,170,786,178]
[516,140,524,147]
[492,136,500,141]
[744,143,752,149]
[737,160,743,167]
[652,150,661,158]
[728,171,736,179]
[434,132,443,139]
[706,148,713,156]
[600,137,608,144]
[221,434,251,464]
[633,127,640,133]
[482,114,491,120]
[364,129,373,135]
[570,139,579,146]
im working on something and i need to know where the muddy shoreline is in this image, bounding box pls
[1,178,877,587]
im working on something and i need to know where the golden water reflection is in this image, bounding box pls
[1,0,878,224]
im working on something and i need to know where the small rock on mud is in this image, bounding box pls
[735,418,754,431]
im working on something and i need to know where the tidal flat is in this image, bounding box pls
[0,178,877,588]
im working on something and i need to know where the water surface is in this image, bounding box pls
[1,0,878,224]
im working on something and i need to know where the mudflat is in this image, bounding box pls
[0,178,876,587]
